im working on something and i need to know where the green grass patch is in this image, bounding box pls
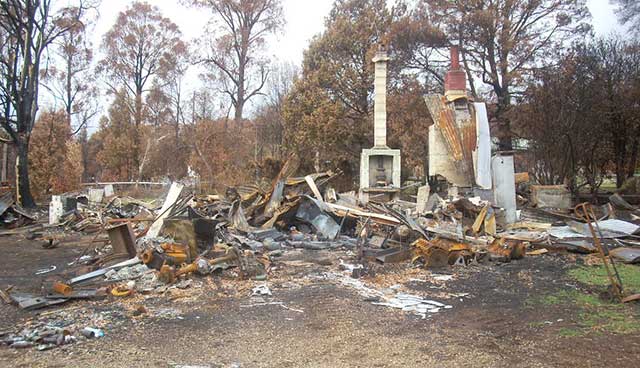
[526,265,640,336]
[530,290,578,306]
[572,291,607,307]
[578,308,640,334]
[527,289,595,307]
[568,264,640,292]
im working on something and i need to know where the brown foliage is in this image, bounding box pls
[95,93,141,181]
[186,118,256,192]
[89,86,189,183]
[387,78,431,179]
[98,1,186,175]
[142,123,190,181]
[28,110,82,199]
[387,1,448,91]
[254,62,299,163]
[58,140,83,192]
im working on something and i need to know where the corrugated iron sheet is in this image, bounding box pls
[424,95,474,184]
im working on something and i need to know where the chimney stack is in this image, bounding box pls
[450,45,460,69]
[444,45,466,96]
[372,44,390,148]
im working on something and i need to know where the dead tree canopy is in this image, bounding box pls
[191,0,285,122]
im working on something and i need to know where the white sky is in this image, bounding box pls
[89,0,334,66]
[88,0,625,67]
[67,0,335,127]
[588,0,628,35]
[48,0,626,129]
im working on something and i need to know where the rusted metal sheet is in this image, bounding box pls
[106,223,137,258]
[488,238,526,260]
[425,95,462,158]
[424,95,464,161]
[425,95,474,184]
[458,115,476,164]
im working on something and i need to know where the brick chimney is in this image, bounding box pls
[372,44,390,148]
[444,45,466,96]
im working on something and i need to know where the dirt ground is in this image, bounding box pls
[1,234,639,368]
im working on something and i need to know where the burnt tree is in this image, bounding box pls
[0,0,90,207]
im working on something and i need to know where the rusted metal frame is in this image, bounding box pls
[575,202,624,299]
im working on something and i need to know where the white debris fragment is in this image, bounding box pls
[371,293,452,319]
[35,265,56,275]
[252,284,272,296]
[338,259,363,272]
[322,271,452,319]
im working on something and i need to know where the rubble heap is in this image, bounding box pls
[1,154,640,351]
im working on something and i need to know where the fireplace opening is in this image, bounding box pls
[368,154,394,188]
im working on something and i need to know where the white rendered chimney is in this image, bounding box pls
[372,45,390,148]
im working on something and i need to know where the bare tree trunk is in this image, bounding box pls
[235,48,246,122]
[234,98,244,122]
[1,143,7,182]
[138,134,154,182]
[496,88,513,151]
[15,136,35,208]
[193,137,214,186]
[133,90,143,180]
[66,52,72,125]
[615,139,626,188]
[627,135,639,180]
[234,64,245,123]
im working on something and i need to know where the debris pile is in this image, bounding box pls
[3,323,104,351]
[1,154,640,351]
[0,192,37,228]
